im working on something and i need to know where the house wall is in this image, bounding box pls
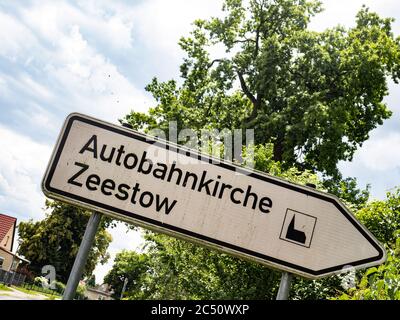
[85,288,113,300]
[0,227,14,251]
[0,249,14,271]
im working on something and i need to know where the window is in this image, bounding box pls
[0,257,4,269]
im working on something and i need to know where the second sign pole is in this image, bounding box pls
[276,272,293,300]
[63,211,102,300]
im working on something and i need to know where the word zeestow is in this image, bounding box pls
[43,113,385,279]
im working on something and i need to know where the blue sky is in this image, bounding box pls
[0,0,399,283]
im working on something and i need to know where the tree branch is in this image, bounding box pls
[254,25,261,59]
[236,70,263,125]
[245,93,263,125]
[207,59,225,69]
[237,70,257,106]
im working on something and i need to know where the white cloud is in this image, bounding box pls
[0,125,51,221]
[311,0,400,32]
[43,24,151,121]
[0,1,152,130]
[20,0,135,51]
[0,71,53,103]
[338,130,400,199]
[19,73,54,101]
[0,124,145,283]
[11,102,59,134]
[0,1,153,281]
[131,0,223,65]
[0,11,38,60]
[355,133,400,171]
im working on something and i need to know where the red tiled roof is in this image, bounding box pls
[0,213,17,245]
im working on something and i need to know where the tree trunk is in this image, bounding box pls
[273,138,284,162]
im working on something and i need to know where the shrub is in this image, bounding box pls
[74,284,87,300]
[33,276,48,288]
[51,281,65,294]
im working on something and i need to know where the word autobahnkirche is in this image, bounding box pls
[67,134,274,216]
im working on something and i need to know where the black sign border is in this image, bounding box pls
[43,114,385,277]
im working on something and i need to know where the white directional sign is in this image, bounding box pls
[42,113,386,279]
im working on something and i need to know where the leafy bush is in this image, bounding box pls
[334,188,400,300]
[33,276,48,288]
[74,284,87,300]
[51,280,65,294]
[336,239,400,300]
[356,189,400,245]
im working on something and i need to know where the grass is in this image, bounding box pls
[11,285,38,296]
[0,283,13,292]
[12,285,61,299]
[1,283,61,299]
[38,291,61,299]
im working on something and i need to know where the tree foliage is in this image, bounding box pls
[112,0,400,300]
[105,185,400,300]
[104,145,342,300]
[131,230,281,300]
[337,188,400,300]
[104,250,149,299]
[356,188,400,245]
[123,0,400,178]
[18,200,113,283]
[337,245,400,300]
[87,274,96,287]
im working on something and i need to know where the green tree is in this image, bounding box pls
[106,183,400,301]
[18,200,113,283]
[356,188,400,245]
[104,250,149,299]
[86,275,96,288]
[323,177,370,211]
[129,230,281,300]
[117,0,400,300]
[123,0,400,178]
[118,145,342,300]
[336,245,400,300]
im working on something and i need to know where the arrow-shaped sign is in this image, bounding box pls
[42,113,386,279]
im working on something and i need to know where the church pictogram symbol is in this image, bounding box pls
[279,209,317,248]
[285,216,306,244]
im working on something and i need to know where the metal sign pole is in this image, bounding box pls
[276,272,293,300]
[276,184,313,299]
[63,211,102,300]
